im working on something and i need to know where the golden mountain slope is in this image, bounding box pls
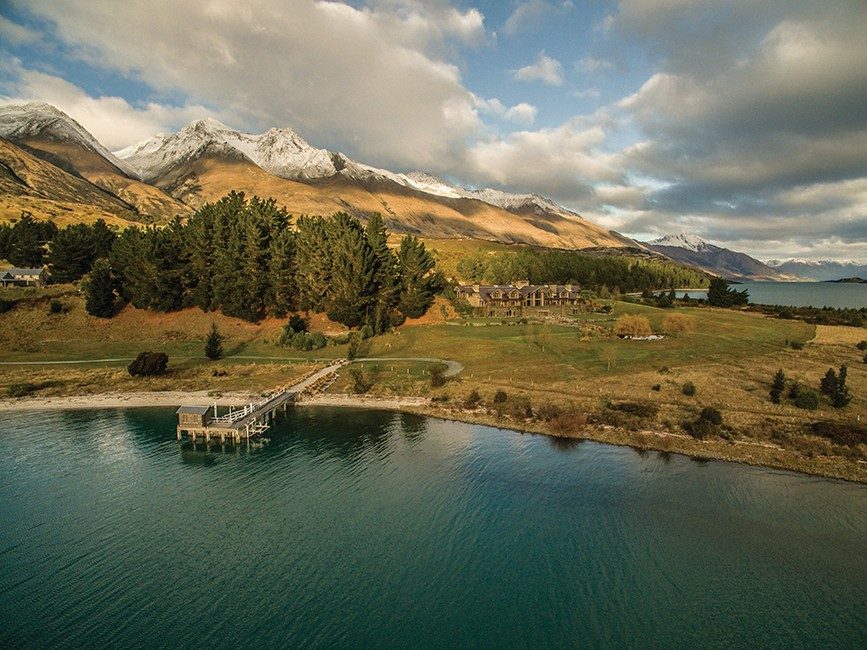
[14,138,190,222]
[157,154,630,249]
[0,138,140,226]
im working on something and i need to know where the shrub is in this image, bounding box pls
[685,418,716,440]
[810,421,867,447]
[463,389,481,410]
[348,368,369,394]
[789,341,804,350]
[429,362,448,388]
[309,332,327,349]
[286,314,307,334]
[501,396,533,420]
[493,389,508,403]
[651,384,661,391]
[535,403,562,421]
[7,382,37,397]
[787,381,802,400]
[682,382,696,396]
[0,298,16,314]
[607,401,659,419]
[794,390,819,410]
[128,352,168,377]
[699,407,723,426]
[49,299,64,314]
[548,410,588,435]
[662,313,695,334]
[388,310,406,328]
[856,340,867,351]
[613,314,652,338]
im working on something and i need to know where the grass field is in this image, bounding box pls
[1,284,865,480]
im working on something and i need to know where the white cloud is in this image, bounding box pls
[0,16,40,45]
[577,57,613,72]
[504,0,550,36]
[466,118,621,200]
[511,53,564,86]
[0,61,216,149]
[11,0,490,171]
[473,96,537,126]
[504,102,537,125]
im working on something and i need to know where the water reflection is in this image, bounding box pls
[547,435,585,452]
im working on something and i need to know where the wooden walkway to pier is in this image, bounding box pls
[176,360,348,444]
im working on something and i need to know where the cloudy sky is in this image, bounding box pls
[1,0,865,261]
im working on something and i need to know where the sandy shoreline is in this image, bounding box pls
[0,391,430,412]
[0,390,862,484]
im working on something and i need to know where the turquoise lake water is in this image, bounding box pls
[678,281,867,308]
[1,407,865,648]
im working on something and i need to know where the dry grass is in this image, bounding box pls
[1,286,865,480]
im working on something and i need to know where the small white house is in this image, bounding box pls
[0,268,45,287]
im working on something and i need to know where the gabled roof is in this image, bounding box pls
[176,405,211,415]
[3,268,44,276]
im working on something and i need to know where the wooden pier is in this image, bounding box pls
[176,360,347,444]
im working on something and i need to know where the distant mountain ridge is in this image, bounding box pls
[766,259,867,282]
[645,233,799,281]
[0,102,631,250]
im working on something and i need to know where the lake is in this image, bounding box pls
[678,281,867,309]
[1,407,865,648]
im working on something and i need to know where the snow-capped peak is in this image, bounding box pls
[651,233,716,252]
[0,102,138,177]
[116,117,337,182]
[470,188,573,215]
[398,172,468,199]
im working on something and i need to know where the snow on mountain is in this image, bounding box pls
[650,233,715,252]
[0,102,138,177]
[470,188,575,215]
[116,117,336,182]
[399,172,468,199]
[765,259,867,281]
[114,116,588,219]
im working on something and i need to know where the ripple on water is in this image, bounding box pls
[0,406,865,648]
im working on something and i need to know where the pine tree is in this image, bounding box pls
[266,226,295,316]
[820,368,837,395]
[770,369,786,404]
[9,213,46,267]
[396,235,436,318]
[204,323,224,360]
[325,213,377,327]
[84,258,117,318]
[365,213,399,332]
[707,276,749,307]
[294,215,332,312]
[830,365,852,408]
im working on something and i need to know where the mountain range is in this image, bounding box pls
[644,234,801,281]
[0,102,630,249]
[765,259,867,282]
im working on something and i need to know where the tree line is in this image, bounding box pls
[455,248,708,293]
[3,194,441,328]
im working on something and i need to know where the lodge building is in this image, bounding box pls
[456,280,588,317]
